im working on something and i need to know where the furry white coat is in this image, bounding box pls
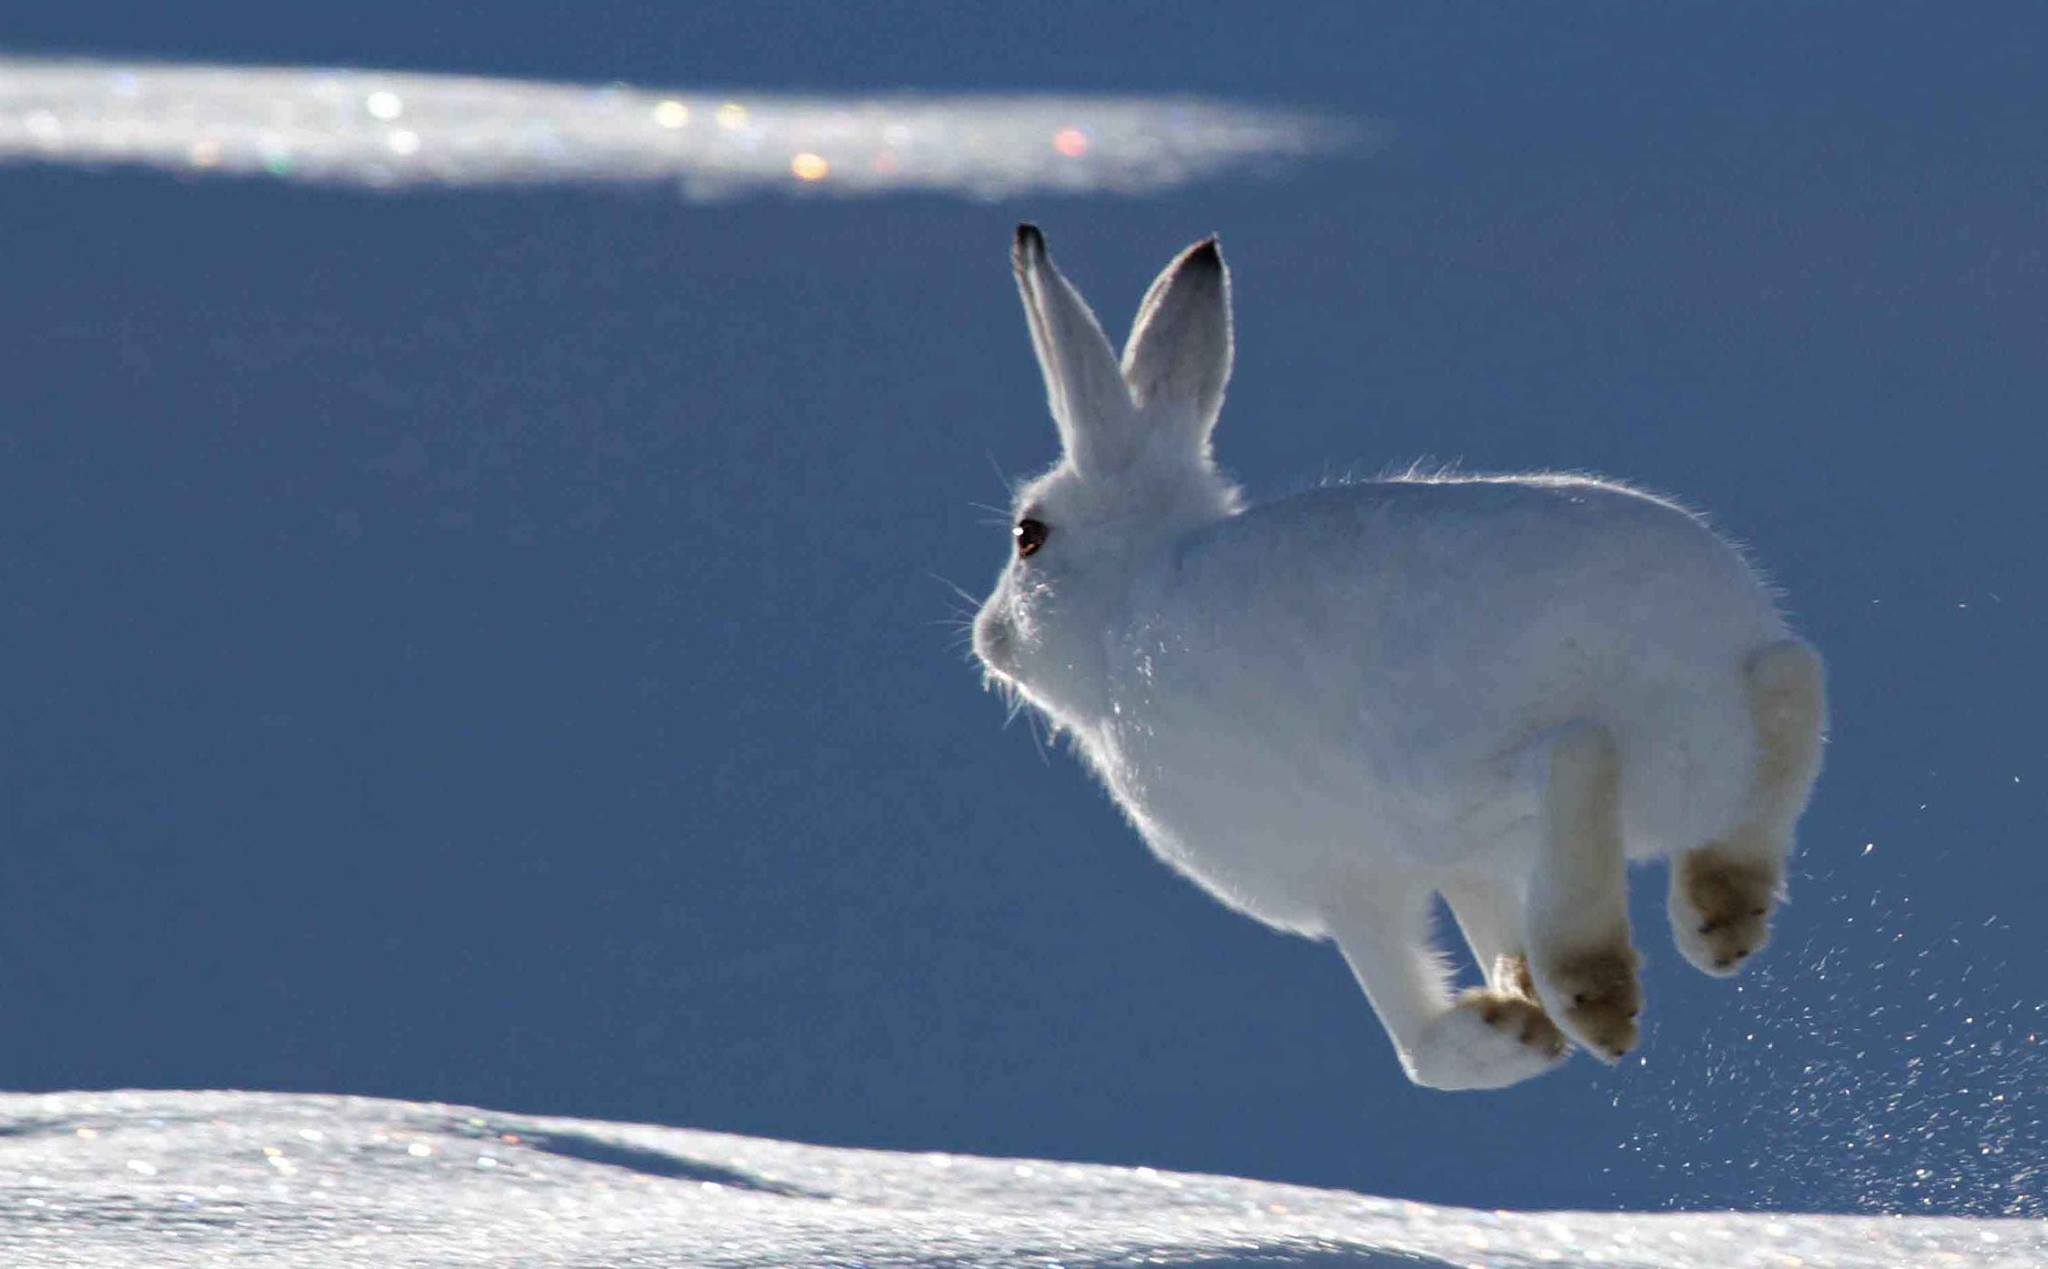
[974,227,1825,1090]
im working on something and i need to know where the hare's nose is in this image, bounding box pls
[972,609,1014,669]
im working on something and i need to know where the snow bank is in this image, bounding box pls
[0,1091,2038,1267]
[0,57,1350,199]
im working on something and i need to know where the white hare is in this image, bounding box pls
[972,226,1827,1091]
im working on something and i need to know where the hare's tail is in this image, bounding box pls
[1743,639,1827,835]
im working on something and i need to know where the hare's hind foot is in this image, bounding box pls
[1670,640,1823,977]
[1671,847,1778,974]
[1522,721,1644,1062]
[1407,984,1569,1091]
[1533,944,1642,1062]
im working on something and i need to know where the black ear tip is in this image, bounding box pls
[1186,235,1223,268]
[1015,223,1045,256]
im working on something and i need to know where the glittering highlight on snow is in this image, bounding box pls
[0,1090,2038,1268]
[0,57,1357,199]
[1607,860,2046,1217]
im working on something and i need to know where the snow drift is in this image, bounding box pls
[0,56,1350,199]
[0,1090,2038,1267]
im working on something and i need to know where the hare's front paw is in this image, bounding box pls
[1406,988,1570,1091]
[1531,942,1642,1062]
[1670,845,1780,976]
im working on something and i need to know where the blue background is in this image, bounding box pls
[3,3,2043,1214]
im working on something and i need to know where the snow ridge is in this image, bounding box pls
[0,1090,2037,1268]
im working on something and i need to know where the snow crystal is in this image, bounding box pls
[1609,865,2045,1217]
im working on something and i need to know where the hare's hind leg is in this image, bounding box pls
[1521,721,1643,1062]
[1670,639,1826,976]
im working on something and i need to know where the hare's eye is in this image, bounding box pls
[1014,518,1050,559]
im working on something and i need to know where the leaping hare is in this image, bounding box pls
[971,226,1826,1090]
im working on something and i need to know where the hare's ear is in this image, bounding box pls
[1013,224,1142,476]
[1121,236,1232,455]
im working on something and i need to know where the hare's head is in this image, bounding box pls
[973,226,1243,728]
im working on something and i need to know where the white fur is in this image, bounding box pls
[973,227,1825,1090]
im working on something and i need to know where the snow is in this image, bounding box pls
[0,1091,2038,1268]
[0,56,1352,199]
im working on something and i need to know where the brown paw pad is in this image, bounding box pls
[1461,989,1568,1060]
[1541,946,1643,1062]
[1674,847,1780,977]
